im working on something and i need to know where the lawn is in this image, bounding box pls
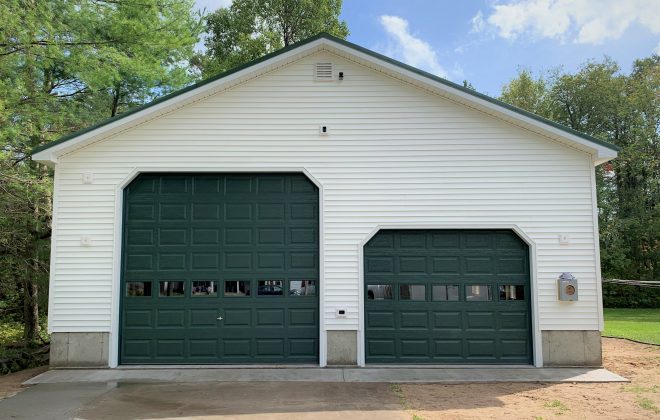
[603,308,660,345]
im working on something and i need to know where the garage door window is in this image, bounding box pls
[399,284,425,300]
[258,280,283,296]
[159,281,184,297]
[367,285,393,300]
[126,282,151,297]
[432,284,459,301]
[192,281,217,297]
[290,280,316,296]
[499,285,524,300]
[466,285,491,301]
[224,280,250,297]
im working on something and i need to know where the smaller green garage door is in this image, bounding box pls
[365,229,532,364]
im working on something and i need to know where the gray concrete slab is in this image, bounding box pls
[24,367,627,385]
[0,383,113,420]
[0,381,407,420]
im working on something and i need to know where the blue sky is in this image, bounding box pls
[194,0,660,96]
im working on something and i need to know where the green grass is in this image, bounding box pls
[543,399,569,415]
[603,308,660,345]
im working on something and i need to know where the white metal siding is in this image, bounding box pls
[49,51,601,333]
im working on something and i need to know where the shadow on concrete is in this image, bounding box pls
[0,380,565,419]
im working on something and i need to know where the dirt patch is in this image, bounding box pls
[0,366,48,400]
[400,338,660,419]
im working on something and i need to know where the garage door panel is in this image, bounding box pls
[123,340,152,359]
[499,311,529,330]
[156,339,185,358]
[433,339,463,359]
[124,310,152,328]
[432,312,462,330]
[256,339,284,356]
[223,309,251,326]
[189,339,218,358]
[367,311,396,329]
[190,309,219,327]
[365,229,532,364]
[121,173,319,364]
[500,339,530,359]
[400,311,429,329]
[256,309,285,326]
[289,308,316,326]
[366,256,394,274]
[223,339,251,356]
[289,339,316,356]
[367,339,396,357]
[497,256,527,274]
[466,339,497,359]
[432,256,460,274]
[156,309,186,328]
[399,256,426,273]
[400,339,429,357]
[463,256,493,274]
[465,312,496,331]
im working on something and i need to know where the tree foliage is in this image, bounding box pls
[500,57,660,281]
[196,0,348,76]
[0,0,202,342]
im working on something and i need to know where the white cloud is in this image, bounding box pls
[470,11,486,33]
[379,15,449,78]
[473,0,660,45]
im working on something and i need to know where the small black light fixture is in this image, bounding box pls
[319,125,329,136]
[338,71,344,80]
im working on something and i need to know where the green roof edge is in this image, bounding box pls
[31,32,619,156]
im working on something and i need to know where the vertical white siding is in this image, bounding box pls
[49,51,601,333]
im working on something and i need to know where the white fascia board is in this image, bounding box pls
[31,39,327,164]
[324,43,617,165]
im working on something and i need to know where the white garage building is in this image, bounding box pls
[32,34,618,368]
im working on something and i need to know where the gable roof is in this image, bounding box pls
[32,33,618,165]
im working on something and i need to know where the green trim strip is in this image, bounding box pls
[31,33,619,156]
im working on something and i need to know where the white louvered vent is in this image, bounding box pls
[315,62,334,81]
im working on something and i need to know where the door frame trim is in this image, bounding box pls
[110,167,325,368]
[357,223,542,367]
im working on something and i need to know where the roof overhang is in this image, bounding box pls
[32,34,618,166]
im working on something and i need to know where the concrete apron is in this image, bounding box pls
[25,367,627,385]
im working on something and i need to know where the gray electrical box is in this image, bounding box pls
[557,272,578,301]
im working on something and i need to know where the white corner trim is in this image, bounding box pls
[589,159,605,331]
[356,223,543,368]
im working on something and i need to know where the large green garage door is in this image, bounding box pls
[365,229,532,364]
[120,173,319,364]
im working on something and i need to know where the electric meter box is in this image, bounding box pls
[557,272,578,301]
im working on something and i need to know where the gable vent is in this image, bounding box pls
[315,62,334,81]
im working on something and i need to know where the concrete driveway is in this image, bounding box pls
[0,366,627,419]
[0,381,408,420]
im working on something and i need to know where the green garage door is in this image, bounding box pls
[365,229,532,364]
[120,173,319,364]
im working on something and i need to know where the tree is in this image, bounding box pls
[499,68,551,117]
[0,0,203,342]
[500,57,660,281]
[196,0,349,76]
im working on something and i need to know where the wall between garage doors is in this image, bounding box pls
[48,50,601,340]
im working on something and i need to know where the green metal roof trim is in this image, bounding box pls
[31,33,619,156]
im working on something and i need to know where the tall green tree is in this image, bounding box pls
[0,0,203,342]
[196,0,349,76]
[500,57,659,281]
